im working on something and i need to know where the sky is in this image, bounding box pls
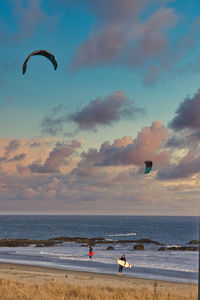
[0,0,200,215]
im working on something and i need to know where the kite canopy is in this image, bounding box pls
[144,160,153,174]
[22,50,57,74]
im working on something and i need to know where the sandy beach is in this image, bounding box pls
[0,262,197,294]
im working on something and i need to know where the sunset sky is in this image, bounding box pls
[0,0,200,215]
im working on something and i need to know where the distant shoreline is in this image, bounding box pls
[0,237,198,251]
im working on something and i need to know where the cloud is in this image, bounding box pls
[29,142,42,148]
[165,136,187,148]
[67,1,200,85]
[157,112,200,179]
[71,26,126,70]
[40,105,67,136]
[87,0,151,21]
[8,153,26,162]
[112,136,134,147]
[28,140,81,174]
[6,0,59,42]
[144,16,200,84]
[41,90,144,135]
[169,88,200,131]
[0,136,199,214]
[129,8,178,67]
[67,122,170,179]
[157,147,200,180]
[0,140,21,162]
[0,137,61,174]
[73,121,169,179]
[70,0,178,81]
[5,140,20,154]
[70,90,144,130]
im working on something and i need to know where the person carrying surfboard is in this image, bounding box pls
[118,254,126,275]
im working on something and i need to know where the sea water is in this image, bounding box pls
[0,215,198,283]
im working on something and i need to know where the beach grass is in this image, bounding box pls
[0,277,197,300]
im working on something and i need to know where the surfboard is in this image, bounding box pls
[117,259,131,268]
[84,251,95,257]
[88,251,95,256]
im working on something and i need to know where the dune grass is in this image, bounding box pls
[0,277,197,300]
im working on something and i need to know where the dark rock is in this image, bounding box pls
[0,239,31,247]
[34,240,56,247]
[88,242,96,247]
[134,239,156,244]
[155,242,163,246]
[166,246,199,251]
[48,236,161,245]
[35,244,44,247]
[48,236,103,245]
[0,236,162,247]
[42,241,57,247]
[0,239,61,248]
[158,247,166,251]
[107,246,114,250]
[133,239,162,245]
[188,240,199,245]
[134,244,144,250]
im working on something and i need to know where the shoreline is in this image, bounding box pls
[0,261,196,290]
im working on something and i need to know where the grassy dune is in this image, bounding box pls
[0,278,197,300]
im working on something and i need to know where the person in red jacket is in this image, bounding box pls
[88,246,93,259]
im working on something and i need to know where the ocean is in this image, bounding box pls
[0,215,198,283]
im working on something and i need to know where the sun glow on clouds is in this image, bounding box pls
[0,138,82,175]
[0,118,200,214]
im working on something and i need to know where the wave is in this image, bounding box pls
[132,262,197,273]
[166,245,181,248]
[107,233,137,237]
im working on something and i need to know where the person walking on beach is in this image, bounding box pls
[118,254,126,275]
[88,245,93,259]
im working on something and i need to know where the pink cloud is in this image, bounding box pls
[74,121,169,177]
[0,135,199,214]
[68,1,200,85]
[130,8,178,66]
[0,138,60,174]
[113,136,134,147]
[71,26,126,70]
[71,2,178,75]
[88,0,148,22]
[29,140,81,174]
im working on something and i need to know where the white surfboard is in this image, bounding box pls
[117,259,131,268]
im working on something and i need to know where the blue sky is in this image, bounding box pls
[0,0,200,141]
[0,0,200,214]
